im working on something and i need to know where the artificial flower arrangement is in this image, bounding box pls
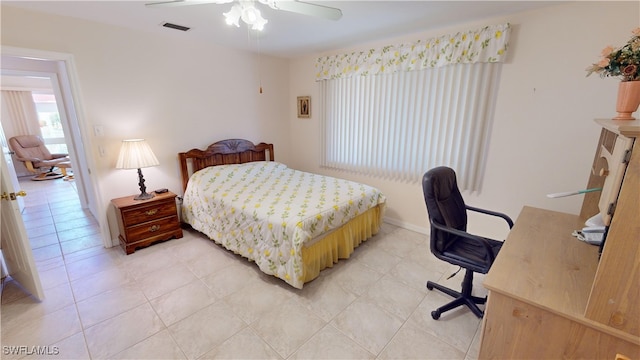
[586,27,640,82]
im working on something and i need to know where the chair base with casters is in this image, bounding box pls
[426,268,487,319]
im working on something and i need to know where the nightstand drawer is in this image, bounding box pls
[121,199,177,226]
[124,215,181,242]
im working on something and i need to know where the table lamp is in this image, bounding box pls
[116,139,159,200]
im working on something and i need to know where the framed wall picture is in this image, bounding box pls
[297,96,310,118]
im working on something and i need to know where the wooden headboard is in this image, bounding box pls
[178,139,275,192]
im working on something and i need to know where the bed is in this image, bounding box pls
[179,139,386,289]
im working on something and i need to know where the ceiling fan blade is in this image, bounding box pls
[274,1,342,20]
[145,0,231,8]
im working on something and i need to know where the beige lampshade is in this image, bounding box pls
[115,139,159,169]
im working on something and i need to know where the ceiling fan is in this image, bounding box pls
[145,0,343,31]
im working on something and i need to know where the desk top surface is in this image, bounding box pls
[483,206,600,317]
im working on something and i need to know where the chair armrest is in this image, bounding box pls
[50,153,69,159]
[466,205,514,229]
[15,155,41,162]
[430,218,498,263]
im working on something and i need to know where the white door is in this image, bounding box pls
[0,125,44,300]
[0,100,24,213]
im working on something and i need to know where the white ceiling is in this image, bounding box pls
[4,1,563,58]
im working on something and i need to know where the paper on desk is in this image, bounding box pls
[585,213,605,227]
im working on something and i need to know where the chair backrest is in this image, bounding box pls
[422,166,467,254]
[9,135,53,161]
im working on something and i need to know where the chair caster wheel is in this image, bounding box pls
[426,283,434,290]
[431,310,441,320]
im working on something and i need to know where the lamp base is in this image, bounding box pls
[133,168,154,200]
[134,192,155,201]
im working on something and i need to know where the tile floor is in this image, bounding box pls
[1,178,486,359]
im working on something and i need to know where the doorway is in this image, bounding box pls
[1,48,109,265]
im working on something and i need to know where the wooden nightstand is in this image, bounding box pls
[111,191,183,254]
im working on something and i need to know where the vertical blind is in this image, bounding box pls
[1,91,42,137]
[317,24,510,192]
[321,62,502,191]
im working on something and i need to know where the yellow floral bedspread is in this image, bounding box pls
[181,162,386,288]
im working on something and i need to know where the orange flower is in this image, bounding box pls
[600,46,615,57]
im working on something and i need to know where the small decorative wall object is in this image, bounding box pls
[297,96,310,118]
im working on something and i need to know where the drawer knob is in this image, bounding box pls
[149,225,161,232]
[146,209,159,216]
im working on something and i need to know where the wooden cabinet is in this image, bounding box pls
[112,191,183,254]
[479,119,640,359]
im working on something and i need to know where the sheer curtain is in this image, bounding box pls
[317,24,511,192]
[1,90,42,138]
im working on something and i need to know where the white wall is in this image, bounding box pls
[288,1,640,238]
[1,5,291,244]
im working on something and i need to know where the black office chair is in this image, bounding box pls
[422,166,513,320]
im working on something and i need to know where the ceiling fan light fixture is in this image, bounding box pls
[251,14,267,31]
[223,4,242,27]
[240,4,259,24]
[221,0,267,31]
[146,0,343,31]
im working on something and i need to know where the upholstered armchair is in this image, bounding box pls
[9,135,70,181]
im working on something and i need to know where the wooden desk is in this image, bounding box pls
[480,207,638,359]
[479,119,640,359]
[484,207,598,317]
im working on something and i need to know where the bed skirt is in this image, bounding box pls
[301,204,384,284]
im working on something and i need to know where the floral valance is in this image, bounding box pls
[315,23,511,81]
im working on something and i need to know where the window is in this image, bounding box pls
[32,92,68,154]
[316,24,510,192]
